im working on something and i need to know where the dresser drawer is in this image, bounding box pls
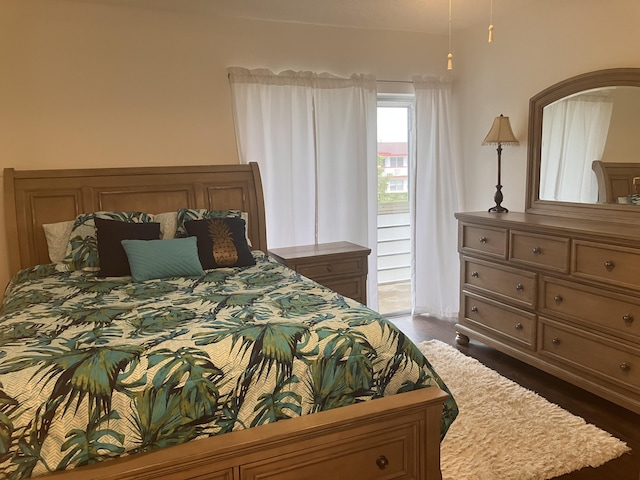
[460,224,508,258]
[539,317,640,393]
[241,420,419,479]
[509,231,569,273]
[293,256,366,281]
[324,276,366,304]
[461,291,536,349]
[463,257,537,309]
[540,277,640,340]
[572,240,640,290]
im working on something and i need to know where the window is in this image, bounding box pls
[388,157,406,168]
[388,179,407,192]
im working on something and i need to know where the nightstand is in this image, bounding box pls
[269,241,371,305]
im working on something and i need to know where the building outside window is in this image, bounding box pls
[378,144,408,193]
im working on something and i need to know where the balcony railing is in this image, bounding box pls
[377,202,411,314]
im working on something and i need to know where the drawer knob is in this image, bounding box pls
[515,322,523,331]
[553,295,563,305]
[604,260,615,271]
[471,271,479,278]
[471,306,478,313]
[326,265,333,273]
[620,362,631,373]
[622,314,634,325]
[515,283,524,292]
[551,337,561,345]
[532,246,542,255]
[376,455,389,470]
[479,236,487,244]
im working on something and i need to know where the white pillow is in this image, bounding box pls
[241,212,252,247]
[42,220,74,263]
[154,212,178,240]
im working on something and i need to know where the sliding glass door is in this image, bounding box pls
[376,97,414,315]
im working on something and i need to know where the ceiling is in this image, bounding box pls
[71,0,539,34]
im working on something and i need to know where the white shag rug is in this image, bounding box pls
[418,340,630,480]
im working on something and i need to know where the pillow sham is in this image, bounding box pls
[62,211,155,271]
[121,237,204,282]
[175,208,244,238]
[185,217,255,269]
[95,218,161,277]
[42,220,74,263]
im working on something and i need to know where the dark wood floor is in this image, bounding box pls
[388,313,640,480]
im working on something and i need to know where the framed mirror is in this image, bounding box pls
[526,68,640,220]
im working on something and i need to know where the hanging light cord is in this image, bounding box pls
[447,0,453,70]
[488,0,494,43]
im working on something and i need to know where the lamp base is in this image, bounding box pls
[488,184,508,213]
[488,205,509,213]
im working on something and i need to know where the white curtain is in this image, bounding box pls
[540,92,614,203]
[411,77,460,317]
[228,67,379,308]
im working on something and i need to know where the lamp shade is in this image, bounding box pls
[482,114,519,145]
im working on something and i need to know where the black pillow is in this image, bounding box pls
[184,218,255,269]
[95,217,161,277]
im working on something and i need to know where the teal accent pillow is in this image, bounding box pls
[121,237,204,282]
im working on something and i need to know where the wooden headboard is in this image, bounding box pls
[4,162,267,274]
[592,160,640,203]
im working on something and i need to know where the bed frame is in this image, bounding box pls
[592,160,640,203]
[3,162,447,480]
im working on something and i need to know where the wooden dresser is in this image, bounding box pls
[268,241,371,305]
[455,211,640,414]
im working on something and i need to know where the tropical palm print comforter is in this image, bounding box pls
[0,252,458,479]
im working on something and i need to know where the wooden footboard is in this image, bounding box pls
[46,387,447,480]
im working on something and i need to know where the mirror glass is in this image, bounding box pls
[539,86,640,204]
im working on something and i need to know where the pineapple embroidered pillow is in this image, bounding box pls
[174,208,244,238]
[174,208,252,247]
[184,218,255,269]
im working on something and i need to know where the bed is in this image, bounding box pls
[592,160,640,203]
[0,163,457,480]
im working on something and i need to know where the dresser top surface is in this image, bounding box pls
[455,211,640,244]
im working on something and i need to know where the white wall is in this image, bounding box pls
[601,88,640,163]
[0,0,447,292]
[2,0,640,293]
[454,0,640,212]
